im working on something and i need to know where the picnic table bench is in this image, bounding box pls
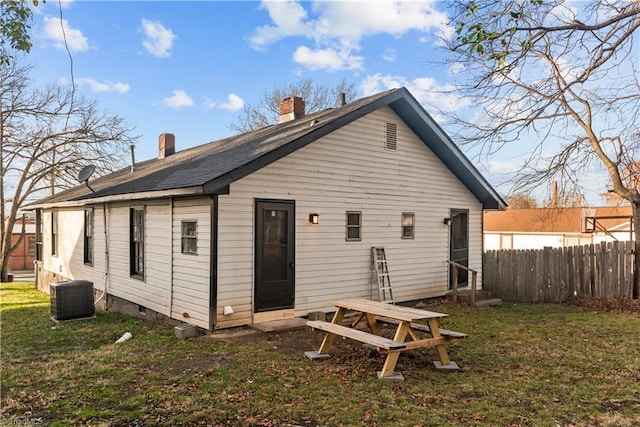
[305,298,467,380]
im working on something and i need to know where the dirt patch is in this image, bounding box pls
[564,297,640,314]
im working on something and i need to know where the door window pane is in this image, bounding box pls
[263,209,288,282]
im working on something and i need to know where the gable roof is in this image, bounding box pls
[29,87,506,210]
[484,206,633,233]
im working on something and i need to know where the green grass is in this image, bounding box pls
[1,282,639,426]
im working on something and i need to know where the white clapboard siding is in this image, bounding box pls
[216,107,483,325]
[170,197,211,329]
[103,203,172,315]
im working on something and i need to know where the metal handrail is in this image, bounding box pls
[446,260,478,304]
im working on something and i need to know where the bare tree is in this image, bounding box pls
[504,193,537,209]
[1,58,137,281]
[228,79,357,133]
[444,1,640,297]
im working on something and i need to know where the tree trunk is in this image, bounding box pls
[632,202,640,299]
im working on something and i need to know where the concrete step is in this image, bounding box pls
[446,289,490,304]
[474,298,502,307]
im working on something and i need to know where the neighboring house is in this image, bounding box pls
[484,206,634,250]
[6,214,37,271]
[28,87,505,330]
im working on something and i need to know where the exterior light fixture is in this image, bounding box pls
[309,213,319,224]
[443,217,451,226]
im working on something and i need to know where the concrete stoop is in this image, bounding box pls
[474,298,502,307]
[447,289,502,307]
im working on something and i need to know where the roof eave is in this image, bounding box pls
[25,186,205,210]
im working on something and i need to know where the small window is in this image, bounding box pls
[346,211,362,241]
[181,221,198,255]
[130,207,145,278]
[385,123,397,150]
[51,211,58,256]
[84,208,94,265]
[402,213,415,239]
[27,236,36,257]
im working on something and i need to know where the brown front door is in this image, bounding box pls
[254,200,295,312]
[449,209,469,289]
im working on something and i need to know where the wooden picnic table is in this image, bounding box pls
[305,298,467,380]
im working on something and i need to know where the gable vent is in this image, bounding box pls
[385,123,398,150]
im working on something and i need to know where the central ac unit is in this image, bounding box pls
[51,280,95,321]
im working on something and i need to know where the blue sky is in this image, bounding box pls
[22,0,619,204]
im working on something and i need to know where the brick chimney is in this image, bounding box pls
[278,96,305,123]
[159,133,175,159]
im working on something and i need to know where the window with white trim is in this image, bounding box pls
[346,211,362,241]
[51,211,57,256]
[84,208,94,265]
[181,221,198,254]
[130,207,145,278]
[402,212,415,239]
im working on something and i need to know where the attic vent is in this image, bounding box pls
[385,123,397,151]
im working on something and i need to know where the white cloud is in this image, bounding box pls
[42,16,89,53]
[293,46,363,71]
[250,1,311,50]
[141,19,176,58]
[448,62,466,75]
[76,77,130,94]
[250,1,449,70]
[163,90,193,109]
[382,48,396,62]
[203,94,245,112]
[361,73,472,121]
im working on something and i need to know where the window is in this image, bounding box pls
[35,209,43,261]
[402,213,415,239]
[84,208,94,265]
[130,207,145,278]
[28,236,36,257]
[385,122,397,150]
[346,211,362,241]
[51,211,58,256]
[181,221,198,254]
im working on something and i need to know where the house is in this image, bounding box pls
[7,214,36,271]
[484,206,634,250]
[28,87,505,330]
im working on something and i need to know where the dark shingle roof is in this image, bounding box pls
[30,87,506,210]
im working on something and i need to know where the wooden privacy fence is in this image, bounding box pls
[483,241,634,303]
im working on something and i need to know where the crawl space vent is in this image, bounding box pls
[51,280,95,321]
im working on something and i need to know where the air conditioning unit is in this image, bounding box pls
[51,280,95,321]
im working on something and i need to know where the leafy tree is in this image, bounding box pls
[1,0,42,65]
[0,58,137,281]
[445,0,640,297]
[229,79,357,133]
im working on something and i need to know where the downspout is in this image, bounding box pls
[209,195,218,330]
[94,203,109,305]
[168,197,174,317]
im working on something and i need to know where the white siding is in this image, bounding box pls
[171,197,211,328]
[216,107,483,328]
[43,202,173,317]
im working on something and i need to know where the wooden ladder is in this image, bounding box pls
[371,247,394,304]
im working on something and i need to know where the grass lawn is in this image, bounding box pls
[1,282,639,426]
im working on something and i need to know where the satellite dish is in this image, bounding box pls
[77,164,96,193]
[77,165,96,183]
